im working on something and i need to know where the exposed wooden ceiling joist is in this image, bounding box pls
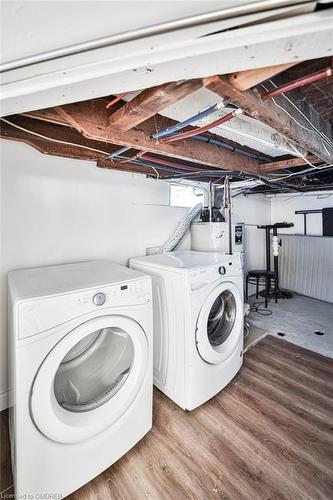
[204,75,333,164]
[53,100,260,174]
[0,116,231,180]
[108,79,203,131]
[1,116,110,161]
[261,154,321,172]
[228,62,299,91]
[5,101,324,177]
[22,108,70,127]
[22,104,270,162]
[0,116,169,176]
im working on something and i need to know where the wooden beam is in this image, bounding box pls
[54,100,260,173]
[108,79,203,132]
[0,116,215,178]
[22,108,70,127]
[204,75,333,164]
[21,105,267,162]
[261,155,321,172]
[228,62,298,91]
[0,116,164,175]
[1,116,113,161]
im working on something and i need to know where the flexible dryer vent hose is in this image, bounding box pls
[158,203,202,254]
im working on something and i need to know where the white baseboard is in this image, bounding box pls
[0,390,9,411]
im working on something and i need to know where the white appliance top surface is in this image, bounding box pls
[8,260,147,300]
[131,251,238,271]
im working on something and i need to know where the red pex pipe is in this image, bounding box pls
[160,109,242,143]
[140,154,204,172]
[262,67,333,101]
[119,151,203,172]
[105,92,128,109]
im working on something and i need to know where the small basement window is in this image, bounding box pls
[170,184,205,208]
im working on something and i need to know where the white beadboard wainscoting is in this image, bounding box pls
[279,234,333,304]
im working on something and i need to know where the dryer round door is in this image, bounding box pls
[196,282,242,364]
[30,315,148,444]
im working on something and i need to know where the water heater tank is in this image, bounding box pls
[191,222,244,253]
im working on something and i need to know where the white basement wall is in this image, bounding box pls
[271,191,333,235]
[0,140,270,409]
[0,140,190,410]
[232,194,271,272]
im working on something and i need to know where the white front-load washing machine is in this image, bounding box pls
[130,251,243,410]
[8,260,153,498]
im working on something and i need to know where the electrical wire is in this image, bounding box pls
[268,163,333,181]
[264,81,333,151]
[268,79,333,151]
[0,117,111,155]
[250,302,272,316]
[0,118,278,185]
[262,81,333,156]
[0,117,161,178]
[265,140,333,181]
[3,117,329,191]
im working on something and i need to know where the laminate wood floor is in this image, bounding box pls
[1,335,333,499]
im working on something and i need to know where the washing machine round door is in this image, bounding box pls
[30,315,148,444]
[196,282,242,364]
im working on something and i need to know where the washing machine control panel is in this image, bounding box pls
[189,258,241,292]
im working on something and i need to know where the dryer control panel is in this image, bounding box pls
[189,258,242,292]
[16,277,152,339]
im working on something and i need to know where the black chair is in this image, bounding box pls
[245,270,278,308]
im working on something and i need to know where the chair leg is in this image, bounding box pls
[265,277,268,308]
[256,278,259,299]
[275,276,278,303]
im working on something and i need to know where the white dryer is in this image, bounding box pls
[130,251,243,410]
[8,260,152,498]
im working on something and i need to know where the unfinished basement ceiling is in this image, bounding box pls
[1,1,333,196]
[270,56,333,124]
[147,87,301,157]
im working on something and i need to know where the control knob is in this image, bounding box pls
[93,292,106,306]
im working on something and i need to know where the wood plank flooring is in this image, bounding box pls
[0,408,13,497]
[1,335,333,499]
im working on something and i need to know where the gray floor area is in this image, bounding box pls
[248,293,333,358]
